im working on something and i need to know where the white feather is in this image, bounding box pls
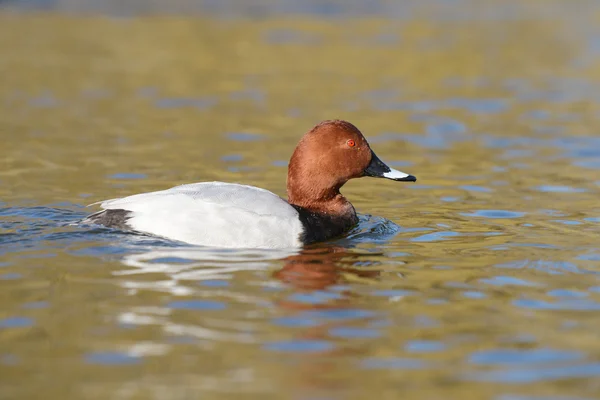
[94,182,304,249]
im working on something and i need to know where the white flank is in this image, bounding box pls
[94,182,304,249]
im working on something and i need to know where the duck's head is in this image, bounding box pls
[287,119,416,208]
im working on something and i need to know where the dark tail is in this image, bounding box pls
[82,209,133,230]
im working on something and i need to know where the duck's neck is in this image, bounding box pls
[287,180,358,245]
[288,189,352,216]
[287,172,348,214]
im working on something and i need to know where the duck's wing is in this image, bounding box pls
[84,182,304,248]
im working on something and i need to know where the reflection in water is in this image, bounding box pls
[275,246,379,294]
[113,219,388,344]
[112,242,387,397]
[119,247,299,285]
[116,247,298,344]
[271,246,383,395]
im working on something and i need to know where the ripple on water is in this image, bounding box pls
[578,253,600,261]
[533,185,587,193]
[303,309,376,321]
[464,348,600,383]
[361,357,428,370]
[263,340,333,353]
[462,291,487,299]
[441,196,461,202]
[287,291,344,304]
[371,289,415,297]
[226,132,264,142]
[1,354,19,365]
[0,317,34,328]
[513,298,600,311]
[167,300,227,310]
[263,28,321,44]
[460,185,493,193]
[550,220,582,226]
[108,173,148,180]
[496,395,595,400]
[154,97,216,110]
[480,276,541,287]
[574,159,600,170]
[470,348,582,365]
[337,214,402,245]
[495,260,590,275]
[411,231,460,242]
[199,280,230,287]
[446,97,509,113]
[85,352,141,365]
[272,316,319,328]
[221,154,244,162]
[462,210,526,219]
[547,289,588,298]
[405,340,446,353]
[271,160,288,167]
[328,327,381,339]
[0,273,22,280]
[466,362,600,383]
[379,117,468,149]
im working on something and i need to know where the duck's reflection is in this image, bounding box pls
[272,246,383,395]
[115,244,382,340]
[274,245,380,308]
[115,244,383,395]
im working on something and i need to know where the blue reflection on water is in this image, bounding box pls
[0,317,34,329]
[264,340,333,353]
[361,357,428,370]
[85,352,141,365]
[167,300,227,310]
[470,348,581,365]
[462,210,526,219]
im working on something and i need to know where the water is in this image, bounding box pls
[1,1,600,399]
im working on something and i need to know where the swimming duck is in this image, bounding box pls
[84,120,416,248]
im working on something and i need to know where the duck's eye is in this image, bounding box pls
[347,139,356,147]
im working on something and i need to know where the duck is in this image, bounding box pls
[84,120,416,248]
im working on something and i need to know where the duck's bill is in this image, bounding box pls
[364,151,417,182]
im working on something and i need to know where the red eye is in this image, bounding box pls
[347,139,355,147]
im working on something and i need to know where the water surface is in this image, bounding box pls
[1,2,600,399]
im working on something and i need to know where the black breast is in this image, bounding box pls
[291,205,359,245]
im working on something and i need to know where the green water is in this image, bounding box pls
[1,2,600,399]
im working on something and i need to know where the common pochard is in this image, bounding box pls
[84,120,416,248]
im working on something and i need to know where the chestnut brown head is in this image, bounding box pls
[287,120,416,209]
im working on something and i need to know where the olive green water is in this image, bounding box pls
[1,2,600,399]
